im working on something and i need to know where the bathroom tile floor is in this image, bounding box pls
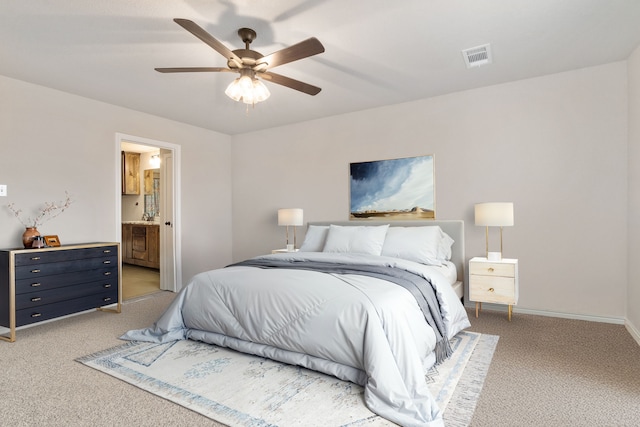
[122,264,161,300]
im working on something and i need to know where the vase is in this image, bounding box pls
[22,227,41,248]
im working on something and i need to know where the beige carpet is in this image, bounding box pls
[2,292,639,426]
[467,308,640,426]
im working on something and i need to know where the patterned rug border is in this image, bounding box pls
[77,332,498,426]
[444,334,499,426]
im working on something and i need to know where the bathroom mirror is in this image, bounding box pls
[144,169,160,218]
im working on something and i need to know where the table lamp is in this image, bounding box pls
[474,202,514,261]
[277,208,303,251]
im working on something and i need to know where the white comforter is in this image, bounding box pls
[122,252,470,427]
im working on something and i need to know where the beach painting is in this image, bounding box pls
[349,155,435,220]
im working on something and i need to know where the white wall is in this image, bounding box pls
[0,75,234,285]
[232,62,630,321]
[627,45,640,341]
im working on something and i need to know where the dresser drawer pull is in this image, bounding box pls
[31,256,41,260]
[31,269,41,273]
[488,267,494,272]
[103,260,111,264]
[31,313,42,318]
[488,287,495,292]
[31,283,42,287]
[31,297,42,302]
[104,272,112,276]
[103,249,112,254]
[103,297,112,302]
[103,284,112,288]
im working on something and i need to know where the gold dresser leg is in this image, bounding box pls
[475,302,481,318]
[508,305,513,321]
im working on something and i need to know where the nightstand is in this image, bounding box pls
[469,257,519,321]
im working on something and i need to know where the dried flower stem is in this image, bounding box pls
[7,191,73,228]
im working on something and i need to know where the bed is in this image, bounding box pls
[122,220,470,427]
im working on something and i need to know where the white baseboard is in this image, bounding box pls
[626,320,640,346]
[464,302,625,325]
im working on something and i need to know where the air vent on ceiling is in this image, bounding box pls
[462,43,492,68]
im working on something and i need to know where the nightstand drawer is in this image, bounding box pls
[469,275,516,304]
[469,261,515,277]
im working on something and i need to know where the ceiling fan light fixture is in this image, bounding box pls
[157,21,323,106]
[251,79,270,102]
[225,69,270,105]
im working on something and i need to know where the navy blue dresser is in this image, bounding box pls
[0,243,121,342]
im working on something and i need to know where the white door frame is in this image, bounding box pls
[114,132,182,292]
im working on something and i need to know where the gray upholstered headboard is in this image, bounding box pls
[307,220,465,285]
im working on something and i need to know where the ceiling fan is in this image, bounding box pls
[155,19,325,104]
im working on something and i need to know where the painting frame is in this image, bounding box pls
[349,154,435,220]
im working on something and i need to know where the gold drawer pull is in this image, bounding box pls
[31,297,42,302]
[103,250,112,254]
[31,256,41,260]
[488,267,494,272]
[103,284,112,288]
[103,297,112,302]
[488,287,495,292]
[31,269,41,273]
[31,313,42,318]
[31,283,42,287]
[103,272,112,276]
[103,260,111,264]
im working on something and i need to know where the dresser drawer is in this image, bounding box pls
[14,290,118,327]
[14,246,118,266]
[469,275,516,304]
[14,266,117,294]
[14,255,117,280]
[15,279,119,309]
[469,261,515,277]
[1,243,121,342]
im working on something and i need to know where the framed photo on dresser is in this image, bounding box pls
[44,235,61,247]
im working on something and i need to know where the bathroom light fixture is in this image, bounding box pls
[149,154,161,168]
[277,208,303,251]
[475,202,514,260]
[225,68,270,105]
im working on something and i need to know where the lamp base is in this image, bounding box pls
[487,251,502,261]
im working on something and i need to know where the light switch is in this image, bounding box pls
[0,185,6,197]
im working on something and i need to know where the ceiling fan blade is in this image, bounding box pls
[173,18,242,64]
[155,67,234,73]
[261,71,321,96]
[260,37,325,69]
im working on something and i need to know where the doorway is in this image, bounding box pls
[115,133,182,297]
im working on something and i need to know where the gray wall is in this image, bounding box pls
[231,61,632,326]
[0,75,234,285]
[1,56,637,341]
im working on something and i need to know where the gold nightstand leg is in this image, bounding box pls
[508,305,512,321]
[475,302,481,318]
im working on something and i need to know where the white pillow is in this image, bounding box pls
[322,224,390,256]
[438,231,455,261]
[298,225,330,252]
[381,226,446,265]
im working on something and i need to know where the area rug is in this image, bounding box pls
[77,331,498,426]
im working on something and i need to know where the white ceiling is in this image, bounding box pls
[2,0,640,136]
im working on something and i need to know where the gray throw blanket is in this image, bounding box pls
[229,258,452,364]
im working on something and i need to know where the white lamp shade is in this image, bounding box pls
[278,208,303,226]
[475,202,514,227]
